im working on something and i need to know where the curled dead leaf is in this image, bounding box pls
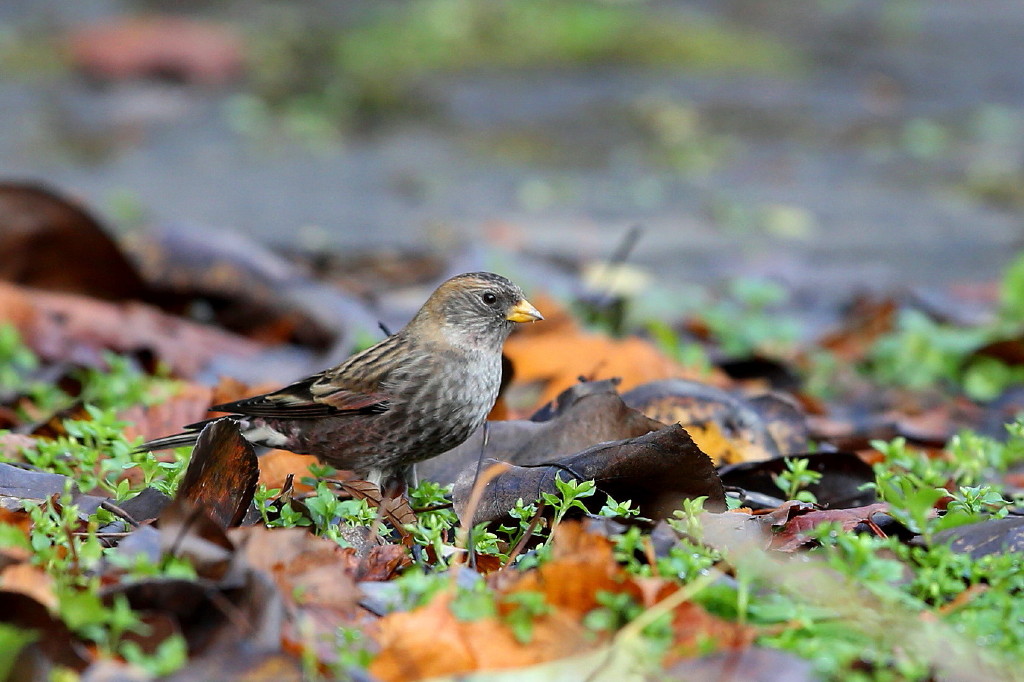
[175,420,259,528]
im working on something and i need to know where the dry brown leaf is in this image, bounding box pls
[0,280,262,378]
[819,296,898,362]
[665,601,755,663]
[0,508,33,567]
[175,420,258,528]
[119,382,213,443]
[370,591,588,682]
[230,526,366,664]
[66,16,244,85]
[0,433,37,463]
[0,563,57,611]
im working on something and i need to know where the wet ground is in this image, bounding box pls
[1,0,1022,308]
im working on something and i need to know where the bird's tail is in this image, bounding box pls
[134,417,222,453]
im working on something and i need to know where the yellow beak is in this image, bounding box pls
[506,298,544,323]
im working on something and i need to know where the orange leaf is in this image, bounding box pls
[504,314,726,408]
[258,449,317,492]
[370,592,587,682]
[1,563,57,611]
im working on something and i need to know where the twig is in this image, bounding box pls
[451,461,510,568]
[100,500,140,528]
[594,224,644,312]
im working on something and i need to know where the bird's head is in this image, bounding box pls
[412,272,543,351]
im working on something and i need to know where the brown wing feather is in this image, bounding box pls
[210,333,411,420]
[211,373,389,419]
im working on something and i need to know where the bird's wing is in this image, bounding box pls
[211,331,410,419]
[210,372,390,419]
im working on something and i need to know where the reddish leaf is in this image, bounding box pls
[119,383,214,444]
[66,16,244,85]
[175,420,259,528]
[0,280,263,379]
[770,503,889,551]
[0,183,150,301]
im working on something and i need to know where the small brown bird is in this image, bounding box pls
[140,272,542,495]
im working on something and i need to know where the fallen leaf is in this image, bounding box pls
[503,316,726,407]
[119,382,213,444]
[665,600,755,661]
[510,523,629,615]
[0,280,263,379]
[0,183,150,301]
[0,463,105,516]
[370,591,588,682]
[158,500,235,581]
[66,16,244,85]
[0,591,89,674]
[125,224,366,348]
[257,449,317,492]
[0,563,57,611]
[622,379,808,465]
[818,296,898,362]
[421,379,665,485]
[719,452,878,509]
[931,516,1024,558]
[175,420,259,528]
[454,424,725,524]
[769,503,890,552]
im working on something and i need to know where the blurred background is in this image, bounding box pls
[2,0,1023,310]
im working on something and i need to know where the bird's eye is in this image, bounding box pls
[481,292,498,306]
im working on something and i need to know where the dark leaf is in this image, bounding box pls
[101,570,285,658]
[0,462,105,516]
[116,486,172,526]
[126,224,374,349]
[746,394,810,458]
[717,356,802,393]
[454,425,725,524]
[175,420,259,528]
[0,591,89,673]
[931,515,1024,559]
[158,499,235,581]
[719,451,878,509]
[421,380,664,485]
[0,183,150,301]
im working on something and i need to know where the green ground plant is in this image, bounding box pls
[0,260,1023,679]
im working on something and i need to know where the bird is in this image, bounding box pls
[139,272,543,496]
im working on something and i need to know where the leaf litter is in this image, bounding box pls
[0,188,1023,680]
